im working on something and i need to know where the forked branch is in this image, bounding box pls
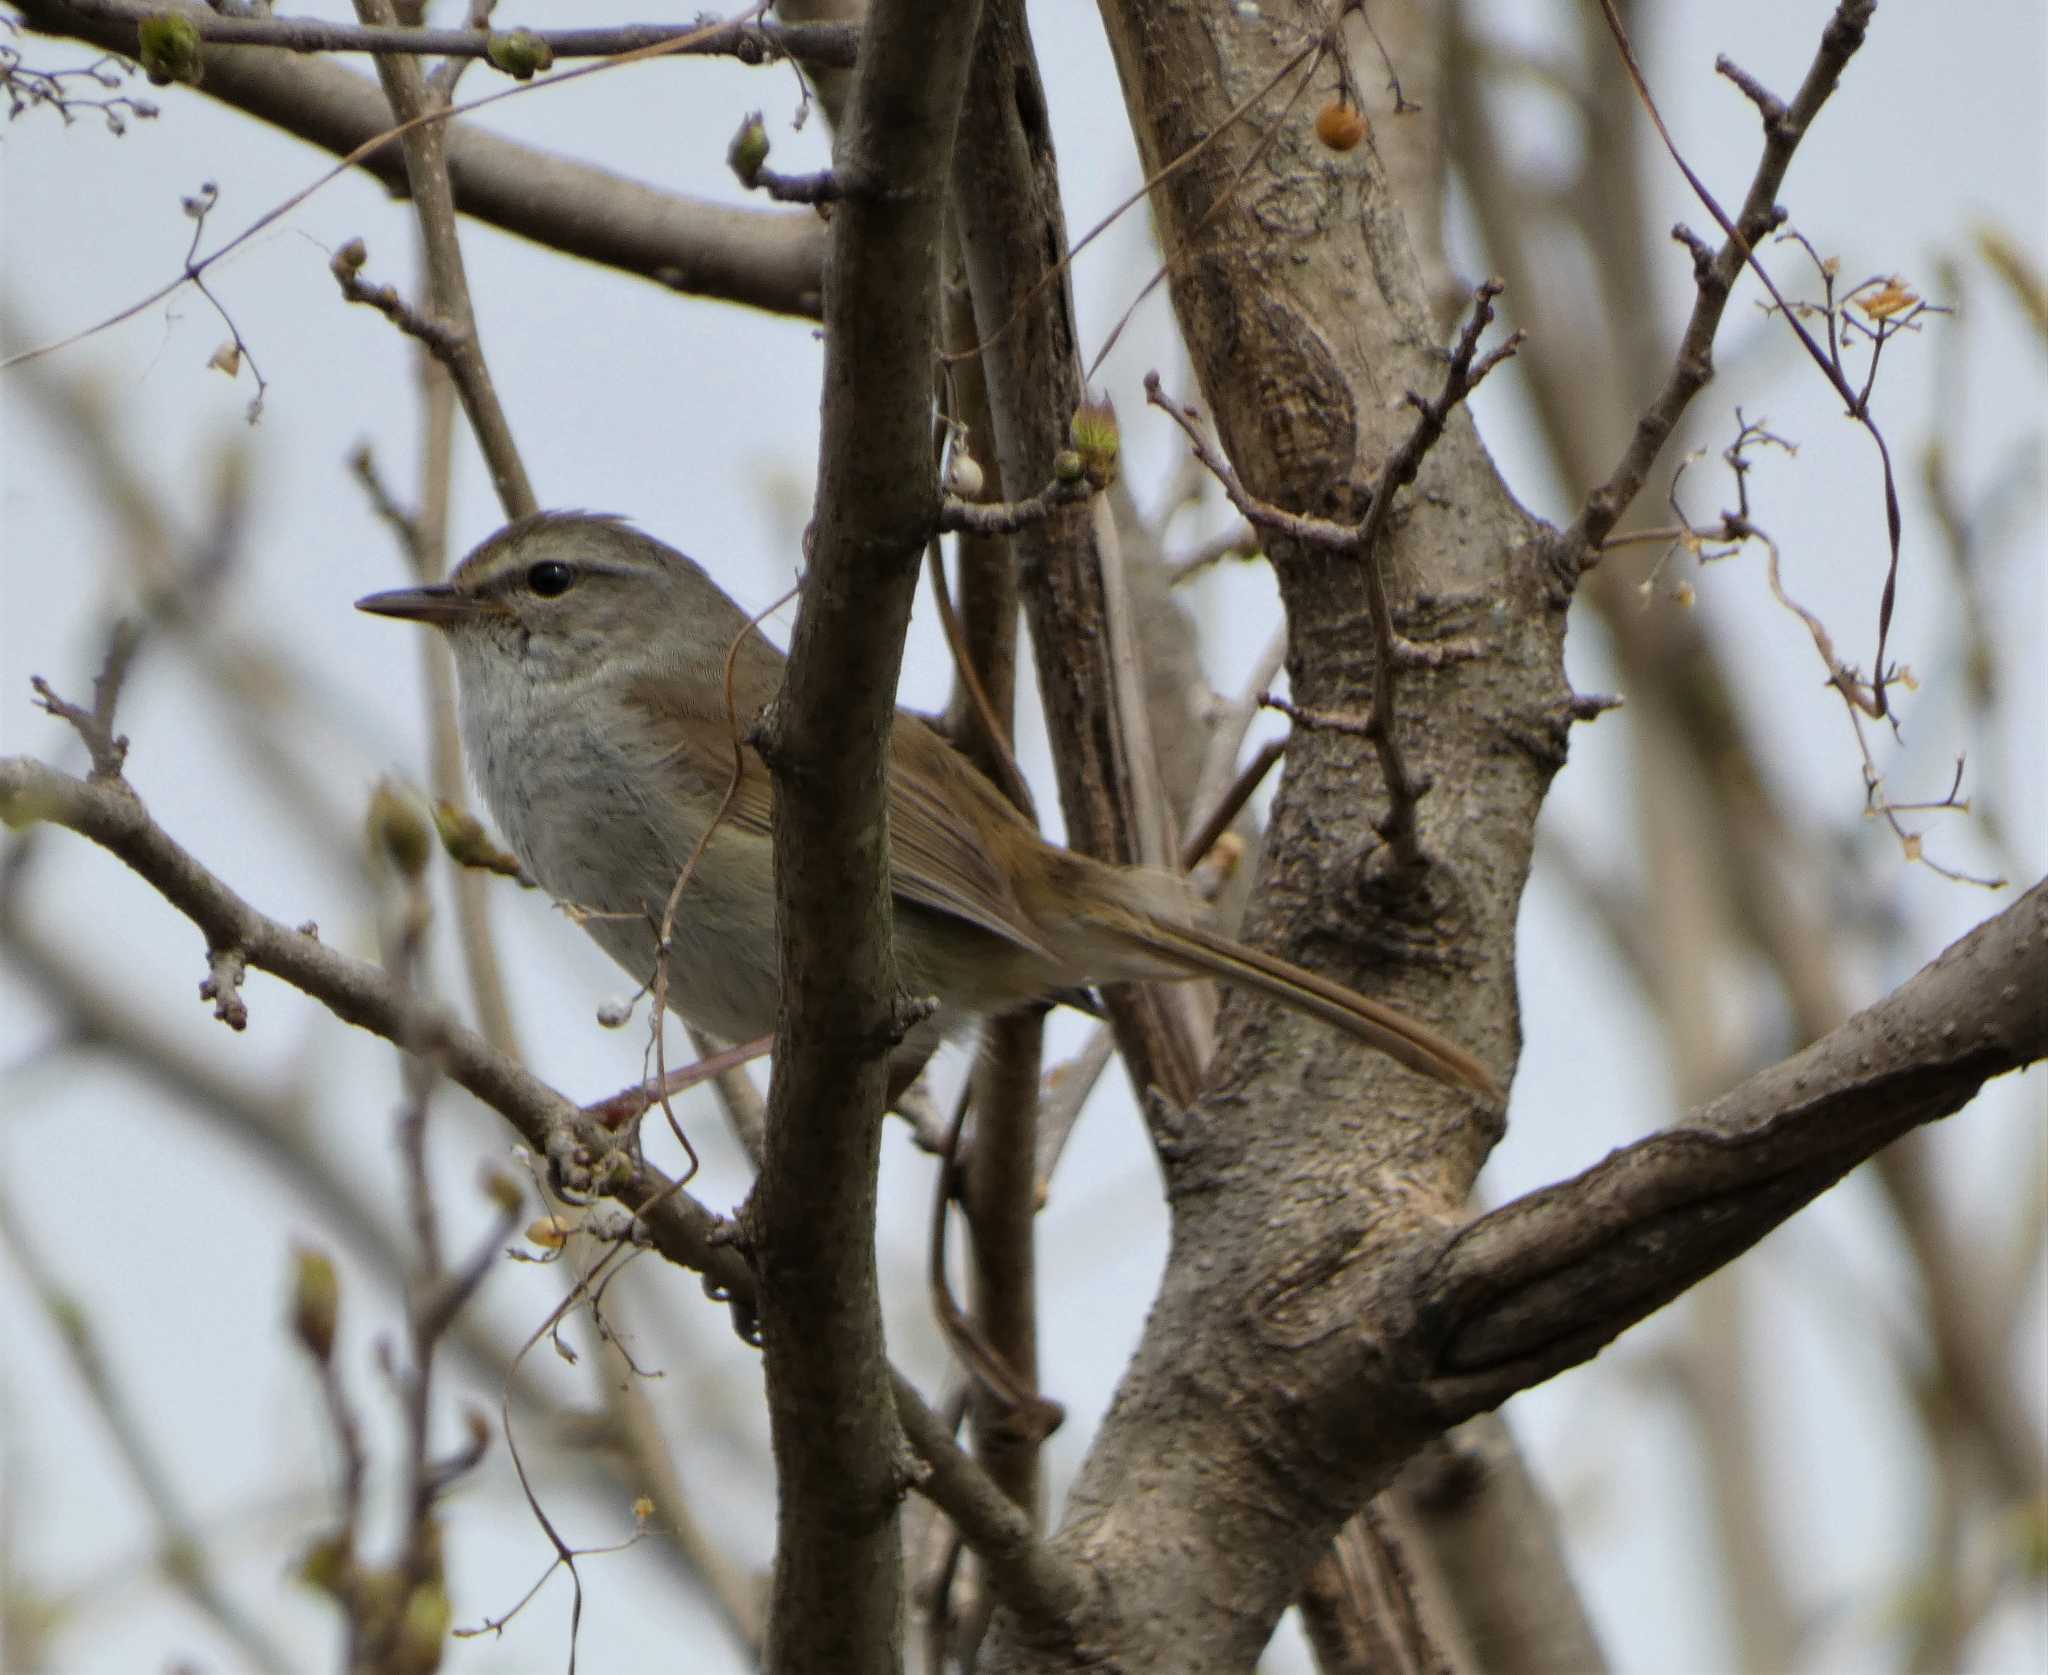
[1564,0,1875,564]
[1567,2,1920,723]
[1145,281,1520,870]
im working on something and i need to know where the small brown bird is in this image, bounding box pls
[357,512,1497,1099]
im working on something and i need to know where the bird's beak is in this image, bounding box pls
[354,583,491,626]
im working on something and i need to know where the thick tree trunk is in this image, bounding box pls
[978,6,1566,1669]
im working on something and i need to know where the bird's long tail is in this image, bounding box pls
[1111,915,1500,1099]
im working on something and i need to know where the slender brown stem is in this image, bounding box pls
[43,0,858,63]
[353,0,537,518]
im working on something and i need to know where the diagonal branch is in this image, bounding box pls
[0,750,1098,1635]
[39,0,858,65]
[1415,877,2048,1416]
[12,0,828,318]
[351,0,535,518]
[1588,0,1913,717]
[939,279,1056,1545]
[1562,0,1875,567]
[0,755,678,1227]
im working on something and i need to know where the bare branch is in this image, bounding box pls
[391,303,524,1055]
[738,0,989,1657]
[330,238,464,357]
[352,0,536,519]
[11,0,828,319]
[1142,375,1357,552]
[1178,736,1284,874]
[947,0,1218,1117]
[1398,1418,1610,1673]
[1564,0,1875,565]
[1419,878,2048,1415]
[937,476,1094,536]
[38,0,859,66]
[0,34,158,130]
[1,750,741,1354]
[893,1370,1098,1637]
[28,618,138,781]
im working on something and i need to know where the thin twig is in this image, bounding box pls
[353,0,537,518]
[937,476,1093,536]
[1179,737,1285,873]
[348,442,427,569]
[1085,37,1330,380]
[944,38,1323,374]
[685,1023,769,1165]
[1651,415,2000,887]
[175,181,268,420]
[4,5,798,373]
[927,1074,1063,1440]
[38,0,859,66]
[403,273,523,1055]
[1142,374,1360,551]
[425,0,499,99]
[1186,627,1289,847]
[926,534,1036,817]
[582,1034,774,1130]
[330,240,464,358]
[28,618,139,782]
[1570,2,1895,704]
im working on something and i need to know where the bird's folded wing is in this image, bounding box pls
[628,675,1056,964]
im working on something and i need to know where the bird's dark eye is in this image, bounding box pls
[526,560,575,598]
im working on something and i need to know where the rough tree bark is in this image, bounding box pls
[970,0,1562,1653]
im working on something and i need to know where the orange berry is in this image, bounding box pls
[1315,101,1368,151]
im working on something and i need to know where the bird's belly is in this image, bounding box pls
[473,726,781,1041]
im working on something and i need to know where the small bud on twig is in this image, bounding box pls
[525,1214,573,1250]
[367,780,432,880]
[393,1579,452,1675]
[1068,395,1119,489]
[290,1246,339,1364]
[296,1534,350,1597]
[945,447,985,499]
[138,14,204,86]
[728,112,771,188]
[484,29,553,80]
[432,800,526,880]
